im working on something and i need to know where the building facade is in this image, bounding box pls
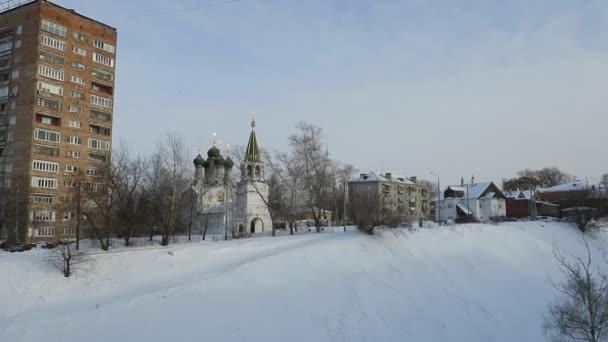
[349,172,431,221]
[191,120,273,237]
[0,1,116,243]
[433,181,506,222]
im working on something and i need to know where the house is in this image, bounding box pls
[504,189,560,218]
[349,172,430,221]
[537,180,607,217]
[433,181,506,222]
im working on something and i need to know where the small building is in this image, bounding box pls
[537,180,607,218]
[349,172,431,221]
[504,189,560,219]
[433,181,506,222]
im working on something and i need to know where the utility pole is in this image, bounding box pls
[430,172,440,224]
[343,177,347,232]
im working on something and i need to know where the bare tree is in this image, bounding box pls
[83,167,114,251]
[50,239,92,278]
[289,122,334,233]
[544,240,608,342]
[350,190,403,235]
[60,170,87,250]
[0,174,29,245]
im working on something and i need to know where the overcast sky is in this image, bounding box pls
[59,0,608,185]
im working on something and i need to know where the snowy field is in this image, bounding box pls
[2,221,608,342]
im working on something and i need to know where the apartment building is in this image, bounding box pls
[0,0,116,244]
[349,172,431,221]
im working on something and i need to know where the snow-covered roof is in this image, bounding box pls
[538,180,594,193]
[433,182,504,201]
[503,189,536,200]
[350,172,415,185]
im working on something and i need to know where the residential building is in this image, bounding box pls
[433,180,506,222]
[537,180,607,217]
[504,189,560,218]
[349,172,431,221]
[0,1,116,244]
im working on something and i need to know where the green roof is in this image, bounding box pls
[244,121,261,162]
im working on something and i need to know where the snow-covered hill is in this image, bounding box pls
[2,222,607,342]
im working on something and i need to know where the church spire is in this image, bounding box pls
[244,116,261,162]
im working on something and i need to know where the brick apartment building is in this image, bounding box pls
[0,0,116,244]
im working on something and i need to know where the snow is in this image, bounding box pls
[538,180,594,193]
[2,222,608,342]
[351,172,415,184]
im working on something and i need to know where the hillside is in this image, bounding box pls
[1,222,607,342]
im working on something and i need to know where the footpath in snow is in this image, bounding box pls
[1,221,607,342]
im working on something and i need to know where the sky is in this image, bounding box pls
[56,0,608,185]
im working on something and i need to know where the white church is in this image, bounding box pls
[190,119,273,237]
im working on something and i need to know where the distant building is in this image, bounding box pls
[433,181,506,222]
[349,172,430,221]
[504,189,560,218]
[537,180,607,217]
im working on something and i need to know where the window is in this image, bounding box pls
[90,94,112,108]
[31,177,58,189]
[11,85,18,96]
[70,91,85,100]
[31,194,56,204]
[35,113,60,126]
[89,124,111,136]
[31,209,56,221]
[71,62,86,70]
[88,138,110,151]
[64,165,79,173]
[14,40,21,48]
[34,128,60,143]
[67,120,81,128]
[92,67,113,81]
[36,227,55,237]
[41,20,66,37]
[13,55,20,64]
[38,64,64,81]
[93,39,115,53]
[8,116,15,125]
[92,52,114,67]
[66,150,81,158]
[90,109,111,121]
[40,35,66,51]
[88,153,107,163]
[67,136,82,145]
[71,75,85,85]
[33,144,59,157]
[0,85,8,98]
[11,70,18,79]
[37,97,62,111]
[72,32,88,42]
[39,50,64,65]
[37,80,63,96]
[32,160,59,172]
[72,46,86,56]
[69,105,83,114]
[64,179,79,187]
[16,25,22,35]
[63,227,77,235]
[447,203,454,209]
[92,82,113,95]
[86,168,99,176]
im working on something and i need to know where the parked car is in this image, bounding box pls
[9,244,25,253]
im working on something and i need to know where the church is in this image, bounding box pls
[190,119,273,237]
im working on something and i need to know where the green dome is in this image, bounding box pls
[214,156,225,167]
[193,154,205,167]
[202,160,210,168]
[207,146,220,158]
[224,157,234,169]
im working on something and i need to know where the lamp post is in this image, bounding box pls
[430,172,440,224]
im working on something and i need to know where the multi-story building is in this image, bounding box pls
[349,172,431,221]
[0,0,116,244]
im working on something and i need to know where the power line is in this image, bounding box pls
[123,0,241,19]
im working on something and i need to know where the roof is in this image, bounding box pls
[503,189,535,200]
[244,119,261,163]
[538,180,594,193]
[350,172,416,185]
[433,181,505,201]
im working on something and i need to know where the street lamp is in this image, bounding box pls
[430,172,441,224]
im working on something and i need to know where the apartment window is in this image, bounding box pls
[63,227,76,235]
[35,227,55,237]
[40,35,66,51]
[67,120,82,128]
[71,75,85,85]
[0,85,8,98]
[34,128,60,143]
[7,131,15,142]
[63,211,76,220]
[16,25,22,35]
[71,61,86,70]
[10,101,15,109]
[39,50,65,65]
[92,67,113,81]
[72,32,88,42]
[89,124,111,136]
[36,97,63,111]
[11,85,18,96]
[31,177,58,189]
[31,210,56,222]
[66,150,81,158]
[64,165,80,173]
[69,105,83,114]
[70,91,85,100]
[38,64,64,81]
[72,46,86,56]
[90,94,112,108]
[11,69,18,79]
[93,39,115,53]
[8,116,15,125]
[88,138,110,151]
[64,179,79,188]
[67,136,82,145]
[41,20,67,37]
[90,109,111,121]
[88,153,107,163]
[37,80,63,96]
[92,52,114,67]
[14,40,21,48]
[31,194,56,204]
[33,144,59,157]
[32,160,59,172]
[86,168,99,176]
[35,113,60,126]
[13,55,20,64]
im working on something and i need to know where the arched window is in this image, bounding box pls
[247,165,253,177]
[255,165,261,177]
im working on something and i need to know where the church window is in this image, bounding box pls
[247,165,253,178]
[255,165,260,177]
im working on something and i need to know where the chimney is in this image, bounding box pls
[410,176,417,183]
[385,173,392,180]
